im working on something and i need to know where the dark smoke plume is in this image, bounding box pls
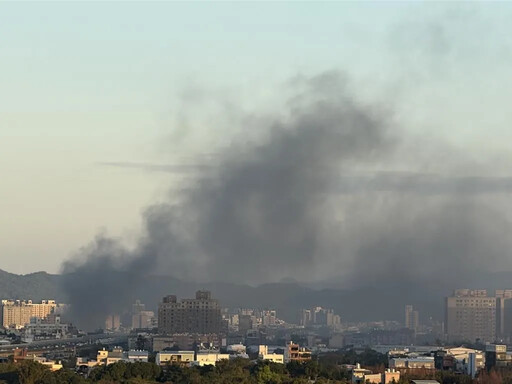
[61,71,512,329]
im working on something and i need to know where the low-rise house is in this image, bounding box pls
[12,348,62,371]
[435,347,485,376]
[383,369,401,383]
[126,350,149,363]
[40,360,64,371]
[390,356,435,370]
[76,348,150,368]
[156,351,195,366]
[351,363,373,383]
[284,341,311,363]
[258,345,284,364]
[362,373,383,384]
[351,363,400,384]
[411,381,440,384]
[97,347,124,365]
[21,315,74,342]
[194,352,230,366]
[227,344,246,355]
[76,357,101,369]
[152,333,220,352]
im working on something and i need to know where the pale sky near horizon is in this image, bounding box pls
[2,1,512,275]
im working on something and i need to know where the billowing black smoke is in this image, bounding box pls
[61,72,512,329]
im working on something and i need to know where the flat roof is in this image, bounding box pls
[412,381,440,384]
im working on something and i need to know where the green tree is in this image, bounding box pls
[16,360,51,384]
[255,364,282,384]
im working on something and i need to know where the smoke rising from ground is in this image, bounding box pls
[61,72,512,329]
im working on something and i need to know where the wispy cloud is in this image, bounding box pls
[99,162,512,195]
[97,161,211,174]
[337,171,512,195]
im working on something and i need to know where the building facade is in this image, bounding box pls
[1,300,59,329]
[104,314,120,331]
[152,333,221,352]
[158,291,222,335]
[405,305,419,332]
[299,307,341,328]
[495,290,512,340]
[258,345,284,364]
[485,344,512,371]
[156,351,195,366]
[284,341,311,363]
[445,289,496,343]
[132,311,155,329]
[194,352,230,366]
[389,357,435,370]
[131,300,155,330]
[21,315,72,342]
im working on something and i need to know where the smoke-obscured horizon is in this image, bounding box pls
[61,72,512,329]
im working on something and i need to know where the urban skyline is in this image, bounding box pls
[2,288,512,383]
[4,2,512,331]
[2,2,512,383]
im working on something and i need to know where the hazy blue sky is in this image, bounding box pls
[2,2,512,274]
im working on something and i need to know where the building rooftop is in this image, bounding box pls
[392,357,434,362]
[412,381,440,384]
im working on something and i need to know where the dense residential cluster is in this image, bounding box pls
[3,290,512,383]
[0,299,77,343]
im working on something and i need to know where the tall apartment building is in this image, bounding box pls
[132,300,145,315]
[261,310,277,326]
[130,300,155,329]
[1,300,58,329]
[105,314,120,331]
[405,305,419,331]
[132,311,155,329]
[445,290,496,342]
[238,314,255,333]
[299,309,311,326]
[495,290,512,340]
[299,307,341,328]
[158,291,221,335]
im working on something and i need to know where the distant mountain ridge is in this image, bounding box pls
[0,269,65,302]
[1,269,511,323]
